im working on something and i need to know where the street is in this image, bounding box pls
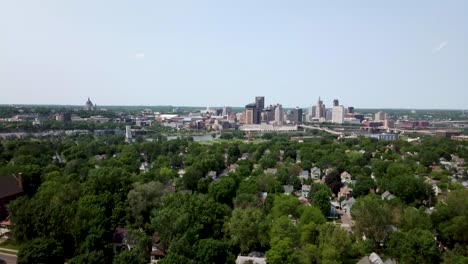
[0,253,17,264]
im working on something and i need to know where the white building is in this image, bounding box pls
[125,126,132,142]
[332,106,345,124]
[274,104,283,125]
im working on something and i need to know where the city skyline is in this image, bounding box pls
[1,1,467,109]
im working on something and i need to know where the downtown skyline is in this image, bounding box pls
[1,1,467,109]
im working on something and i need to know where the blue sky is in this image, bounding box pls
[1,1,467,109]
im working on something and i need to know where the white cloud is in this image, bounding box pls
[135,52,145,59]
[433,41,448,52]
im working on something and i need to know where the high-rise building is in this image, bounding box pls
[245,103,257,124]
[290,107,303,124]
[255,96,265,124]
[375,111,388,121]
[333,99,339,107]
[255,96,265,111]
[315,97,325,119]
[274,104,283,125]
[347,107,354,114]
[332,105,345,124]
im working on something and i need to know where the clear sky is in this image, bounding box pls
[1,1,467,109]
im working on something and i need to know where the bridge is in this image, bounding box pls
[298,125,344,136]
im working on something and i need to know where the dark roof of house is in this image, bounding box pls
[112,227,128,244]
[150,249,166,257]
[0,175,23,199]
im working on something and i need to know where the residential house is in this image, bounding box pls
[140,162,150,173]
[381,191,395,201]
[341,171,353,185]
[236,252,266,264]
[338,186,353,199]
[310,167,321,180]
[112,227,129,253]
[264,168,278,175]
[301,185,311,198]
[0,174,24,221]
[206,171,217,180]
[341,197,356,218]
[229,164,239,173]
[150,249,166,263]
[178,169,185,178]
[357,252,395,264]
[298,170,309,182]
[283,185,294,195]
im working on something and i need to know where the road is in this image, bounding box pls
[0,253,16,264]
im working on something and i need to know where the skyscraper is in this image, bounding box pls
[333,99,339,107]
[255,96,265,124]
[255,96,265,111]
[245,103,257,124]
[315,97,325,119]
[274,104,283,125]
[290,107,303,124]
[332,105,345,124]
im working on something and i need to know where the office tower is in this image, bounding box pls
[291,107,303,124]
[374,111,388,121]
[265,105,275,123]
[245,103,257,124]
[255,96,265,111]
[255,96,265,124]
[333,99,339,107]
[325,109,332,121]
[315,97,325,119]
[274,104,283,125]
[306,105,316,122]
[332,105,345,124]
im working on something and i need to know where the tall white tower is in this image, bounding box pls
[125,126,132,142]
[274,104,283,125]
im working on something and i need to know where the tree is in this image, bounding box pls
[113,250,142,264]
[400,207,432,231]
[227,208,269,253]
[432,189,468,247]
[127,181,166,228]
[385,229,440,264]
[312,189,331,217]
[353,176,377,197]
[351,195,392,245]
[324,169,342,195]
[17,238,64,264]
[182,165,204,191]
[195,239,232,264]
[269,216,299,245]
[265,238,299,264]
[208,177,238,206]
[299,206,326,226]
[158,252,192,264]
[379,175,432,205]
[269,194,302,219]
